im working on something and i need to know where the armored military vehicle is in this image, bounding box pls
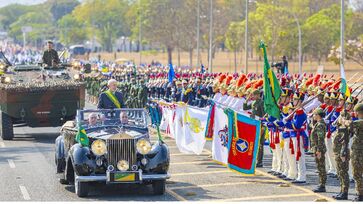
[0,51,85,140]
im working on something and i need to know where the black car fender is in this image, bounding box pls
[68,143,97,176]
[55,135,65,161]
[143,141,170,173]
[55,135,66,173]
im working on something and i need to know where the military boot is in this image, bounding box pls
[334,192,348,200]
[312,185,326,193]
[353,195,363,202]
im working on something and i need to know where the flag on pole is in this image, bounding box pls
[201,64,205,74]
[211,106,229,165]
[339,64,351,98]
[259,41,281,119]
[168,63,175,83]
[227,110,261,174]
[76,126,89,146]
[177,106,208,155]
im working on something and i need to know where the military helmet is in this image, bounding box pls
[324,92,330,99]
[252,89,260,95]
[338,93,345,100]
[281,88,292,97]
[293,92,305,101]
[354,103,363,113]
[330,92,338,100]
[313,108,326,118]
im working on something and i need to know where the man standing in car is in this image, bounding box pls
[42,41,60,67]
[97,79,125,109]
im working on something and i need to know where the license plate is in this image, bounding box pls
[108,171,139,183]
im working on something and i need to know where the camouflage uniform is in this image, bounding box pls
[351,103,363,201]
[126,79,138,108]
[137,80,148,108]
[311,118,327,187]
[243,91,265,167]
[333,110,351,195]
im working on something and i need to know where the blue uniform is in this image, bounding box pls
[97,91,125,109]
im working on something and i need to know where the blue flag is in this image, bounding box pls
[201,64,205,73]
[168,63,175,82]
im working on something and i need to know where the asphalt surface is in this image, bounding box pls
[0,102,359,201]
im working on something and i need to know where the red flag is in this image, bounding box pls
[227,110,261,174]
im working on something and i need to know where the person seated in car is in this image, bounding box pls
[87,113,99,128]
[119,111,136,126]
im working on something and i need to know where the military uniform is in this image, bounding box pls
[42,49,59,67]
[310,109,327,192]
[332,109,352,199]
[351,103,363,201]
[243,90,265,167]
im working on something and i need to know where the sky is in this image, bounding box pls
[0,0,47,8]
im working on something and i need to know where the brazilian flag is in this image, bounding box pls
[259,41,282,119]
[76,126,89,146]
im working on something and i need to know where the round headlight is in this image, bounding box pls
[4,77,11,83]
[74,74,80,80]
[136,139,152,155]
[117,160,129,171]
[91,140,107,156]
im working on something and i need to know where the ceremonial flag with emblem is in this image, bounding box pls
[339,64,351,98]
[174,106,190,153]
[205,102,216,140]
[212,105,229,165]
[180,106,208,154]
[259,41,281,119]
[168,63,175,83]
[76,126,89,146]
[227,110,261,174]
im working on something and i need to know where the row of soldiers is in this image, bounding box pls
[196,72,363,201]
[82,67,363,201]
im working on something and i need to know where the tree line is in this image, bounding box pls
[0,0,362,67]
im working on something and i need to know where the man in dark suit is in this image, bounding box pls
[97,79,125,109]
[42,41,60,67]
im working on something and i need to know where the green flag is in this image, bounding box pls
[76,126,89,146]
[259,41,281,119]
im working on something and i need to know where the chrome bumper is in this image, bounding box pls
[75,171,170,183]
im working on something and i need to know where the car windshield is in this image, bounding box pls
[76,109,148,130]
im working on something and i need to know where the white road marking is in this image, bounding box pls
[7,159,15,169]
[19,186,31,200]
[166,188,187,201]
[0,142,5,148]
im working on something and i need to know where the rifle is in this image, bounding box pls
[347,72,359,83]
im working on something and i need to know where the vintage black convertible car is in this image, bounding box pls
[55,108,170,197]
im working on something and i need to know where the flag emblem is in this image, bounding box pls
[236,139,249,153]
[218,126,228,147]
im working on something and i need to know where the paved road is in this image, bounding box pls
[0,104,358,201]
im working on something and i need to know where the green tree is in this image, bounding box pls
[58,14,88,46]
[9,11,54,45]
[72,0,130,52]
[225,21,244,72]
[302,4,341,64]
[50,0,80,22]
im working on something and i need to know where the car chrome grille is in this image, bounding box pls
[106,139,137,171]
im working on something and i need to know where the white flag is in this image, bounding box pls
[212,106,229,164]
[174,106,191,153]
[159,106,168,131]
[181,106,208,155]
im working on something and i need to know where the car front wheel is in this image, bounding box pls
[152,180,166,195]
